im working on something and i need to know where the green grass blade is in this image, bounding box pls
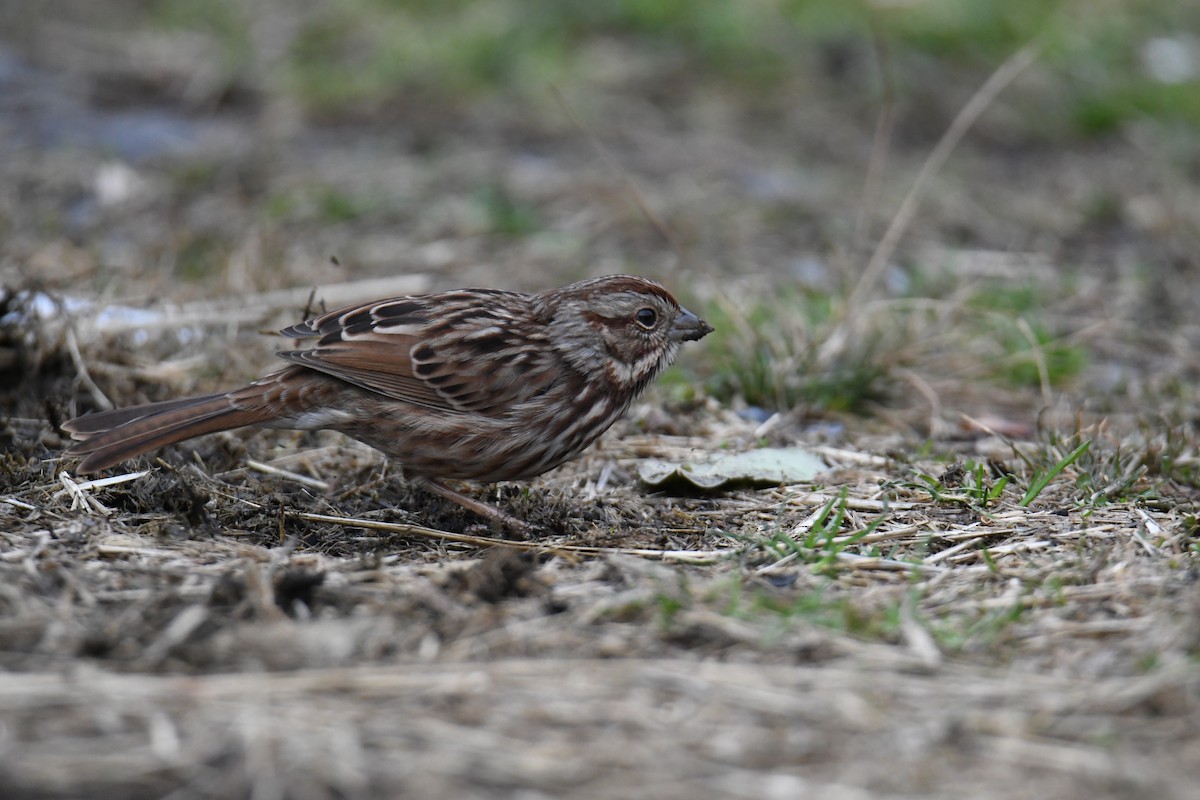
[1019,439,1092,507]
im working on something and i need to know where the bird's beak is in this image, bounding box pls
[669,307,715,342]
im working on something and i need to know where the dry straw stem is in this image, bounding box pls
[289,510,739,564]
[65,325,113,410]
[819,40,1043,368]
[852,14,898,257]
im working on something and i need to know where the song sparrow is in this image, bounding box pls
[63,275,713,529]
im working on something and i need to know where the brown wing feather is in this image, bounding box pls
[277,340,451,411]
[408,322,559,412]
[274,290,560,415]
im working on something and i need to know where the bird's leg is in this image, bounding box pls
[412,477,530,536]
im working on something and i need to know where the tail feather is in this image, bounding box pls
[63,393,270,473]
[62,393,230,436]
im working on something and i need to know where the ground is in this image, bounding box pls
[1,2,1199,798]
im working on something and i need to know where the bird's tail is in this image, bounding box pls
[62,392,273,473]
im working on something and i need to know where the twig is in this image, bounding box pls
[1015,316,1053,407]
[1,497,37,511]
[288,510,737,563]
[54,469,150,516]
[834,552,943,573]
[779,491,919,512]
[65,326,113,411]
[57,471,110,516]
[245,459,332,492]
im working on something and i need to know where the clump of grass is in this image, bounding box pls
[738,584,904,641]
[1017,426,1158,509]
[959,281,1090,390]
[1152,416,1200,490]
[646,568,903,644]
[748,493,900,586]
[1019,437,1091,507]
[913,460,1011,510]
[700,286,895,414]
[929,600,1027,653]
[697,256,1097,419]
[1003,323,1088,389]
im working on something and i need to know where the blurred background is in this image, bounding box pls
[2,0,1199,427]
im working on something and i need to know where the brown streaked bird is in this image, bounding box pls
[62,275,713,529]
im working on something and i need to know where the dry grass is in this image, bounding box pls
[2,333,1198,797]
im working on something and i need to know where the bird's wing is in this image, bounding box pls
[276,290,559,414]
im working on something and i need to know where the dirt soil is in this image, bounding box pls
[1,5,1199,799]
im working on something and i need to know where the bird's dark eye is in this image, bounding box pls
[635,308,658,329]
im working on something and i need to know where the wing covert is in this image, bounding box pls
[275,290,559,415]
